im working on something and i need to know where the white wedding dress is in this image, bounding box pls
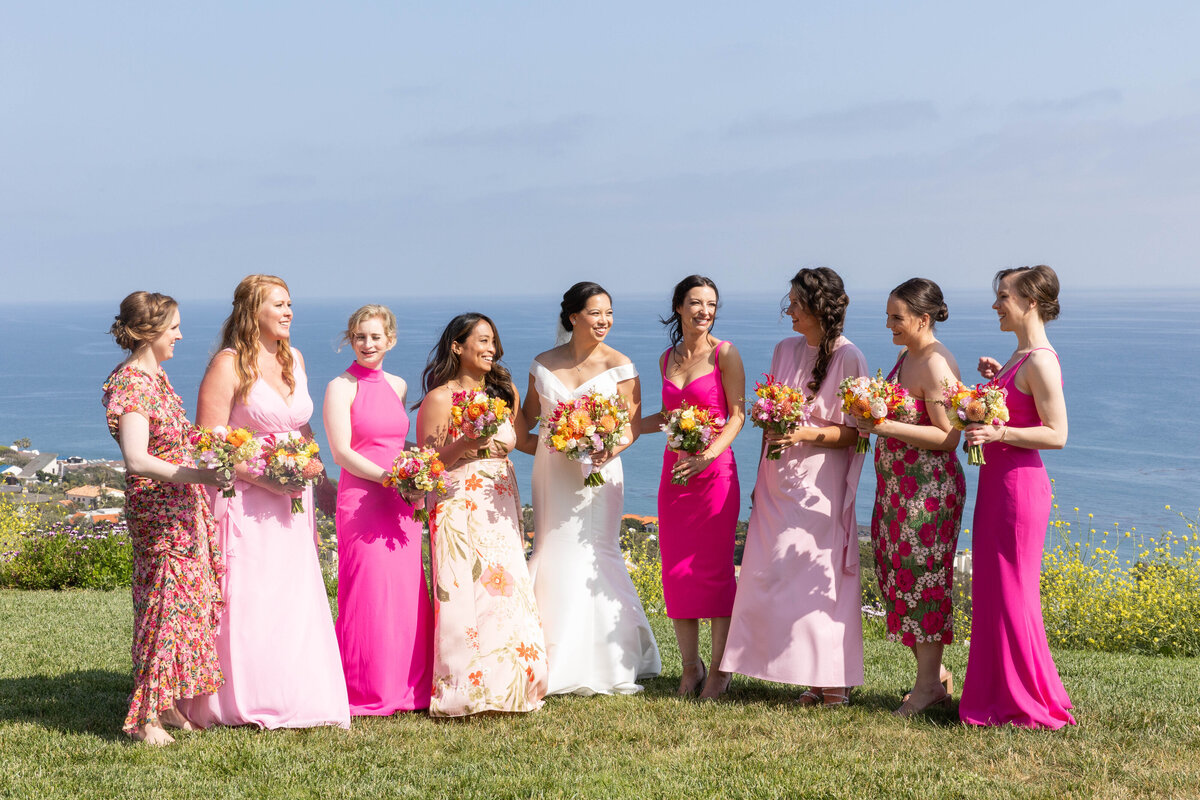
[528,360,662,695]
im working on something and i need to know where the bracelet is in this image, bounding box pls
[1000,427,1007,442]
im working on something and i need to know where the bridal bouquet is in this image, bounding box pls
[450,387,510,458]
[189,425,260,497]
[941,379,1009,466]
[543,392,630,487]
[838,371,915,454]
[259,434,323,513]
[660,401,725,485]
[749,374,811,460]
[383,446,446,523]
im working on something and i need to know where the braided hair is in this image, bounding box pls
[789,267,849,395]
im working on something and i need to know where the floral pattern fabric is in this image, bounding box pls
[870,397,966,645]
[428,423,547,717]
[102,365,225,732]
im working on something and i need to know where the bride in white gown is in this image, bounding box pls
[519,282,661,695]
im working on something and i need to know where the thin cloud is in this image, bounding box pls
[1014,88,1122,114]
[726,101,938,140]
[420,114,594,153]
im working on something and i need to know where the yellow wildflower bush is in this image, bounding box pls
[1041,506,1200,656]
[0,493,35,560]
[621,526,665,616]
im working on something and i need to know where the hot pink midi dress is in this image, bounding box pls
[958,348,1075,729]
[334,361,434,715]
[182,360,350,729]
[656,341,739,619]
[721,336,867,688]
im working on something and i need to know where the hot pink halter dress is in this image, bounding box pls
[656,342,739,619]
[958,348,1075,729]
[182,359,350,729]
[334,361,434,715]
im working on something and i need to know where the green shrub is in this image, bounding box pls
[0,519,132,590]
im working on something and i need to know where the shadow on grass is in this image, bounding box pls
[0,670,129,740]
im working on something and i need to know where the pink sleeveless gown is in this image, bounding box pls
[182,361,350,729]
[958,348,1075,728]
[657,342,739,619]
[335,362,433,714]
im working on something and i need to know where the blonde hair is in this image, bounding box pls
[340,304,397,350]
[110,291,178,353]
[216,274,294,402]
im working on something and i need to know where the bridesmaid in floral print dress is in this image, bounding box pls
[102,292,232,745]
[415,313,548,716]
[857,279,966,717]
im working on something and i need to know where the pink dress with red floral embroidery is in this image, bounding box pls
[428,421,548,717]
[103,365,225,733]
[869,354,966,646]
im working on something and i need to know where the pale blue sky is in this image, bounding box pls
[4,3,1199,302]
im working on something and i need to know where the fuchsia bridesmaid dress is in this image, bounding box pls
[656,342,739,619]
[958,348,1075,729]
[335,361,433,715]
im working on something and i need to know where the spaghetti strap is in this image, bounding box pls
[996,347,1058,383]
[886,352,906,382]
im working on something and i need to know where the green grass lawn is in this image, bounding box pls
[2,590,1199,800]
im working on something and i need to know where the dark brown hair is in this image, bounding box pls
[890,277,949,327]
[661,274,720,352]
[994,265,1060,322]
[559,282,611,336]
[110,291,178,353]
[789,267,849,394]
[416,313,516,408]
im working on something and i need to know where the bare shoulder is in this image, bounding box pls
[602,345,632,369]
[291,347,306,370]
[1025,348,1062,379]
[420,383,453,410]
[532,344,569,370]
[384,372,408,396]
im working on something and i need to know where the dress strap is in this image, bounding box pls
[886,352,906,382]
[996,347,1058,383]
[660,347,673,379]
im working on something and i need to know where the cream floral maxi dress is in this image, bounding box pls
[429,421,548,716]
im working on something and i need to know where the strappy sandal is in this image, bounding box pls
[677,659,707,698]
[821,689,850,708]
[793,688,824,706]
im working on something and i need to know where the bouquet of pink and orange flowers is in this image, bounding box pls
[383,446,446,523]
[749,374,811,460]
[660,401,726,485]
[941,379,1010,466]
[838,371,915,454]
[450,387,510,458]
[190,424,260,497]
[259,434,323,513]
[543,392,630,487]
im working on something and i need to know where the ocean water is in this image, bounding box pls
[2,288,1198,551]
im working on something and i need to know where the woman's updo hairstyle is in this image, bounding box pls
[994,265,1060,322]
[110,291,178,353]
[661,275,719,351]
[789,267,850,395]
[559,281,611,336]
[890,278,949,327]
[340,304,397,350]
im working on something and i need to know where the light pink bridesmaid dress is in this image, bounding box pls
[721,336,867,688]
[182,359,350,729]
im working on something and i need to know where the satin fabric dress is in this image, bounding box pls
[334,361,433,715]
[958,348,1075,729]
[528,361,662,695]
[656,342,739,619]
[182,359,350,729]
[428,421,548,717]
[721,336,867,688]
